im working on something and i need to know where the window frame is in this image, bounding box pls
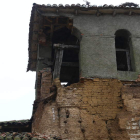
[115,29,132,71]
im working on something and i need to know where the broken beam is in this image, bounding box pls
[53,49,63,80]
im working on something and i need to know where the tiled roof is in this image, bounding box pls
[0,120,61,139]
[0,120,31,133]
[0,120,31,126]
[32,2,139,8]
[0,132,62,140]
[27,2,140,71]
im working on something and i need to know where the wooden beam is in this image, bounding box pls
[53,49,63,80]
[47,25,65,34]
[54,44,79,49]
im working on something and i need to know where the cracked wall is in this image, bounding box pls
[32,76,140,140]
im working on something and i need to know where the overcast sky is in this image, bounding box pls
[0,0,139,122]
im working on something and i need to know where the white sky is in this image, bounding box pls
[0,0,139,122]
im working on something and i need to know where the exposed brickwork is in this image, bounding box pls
[56,78,123,120]
[36,68,52,99]
[32,78,140,140]
[32,78,127,139]
[32,102,60,137]
[121,84,140,140]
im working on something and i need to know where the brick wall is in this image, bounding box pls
[121,84,140,140]
[32,78,140,140]
[36,68,52,99]
[56,78,123,120]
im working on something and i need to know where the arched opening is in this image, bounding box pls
[115,29,132,71]
[52,25,81,85]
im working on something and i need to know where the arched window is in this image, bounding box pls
[52,24,81,85]
[115,29,132,71]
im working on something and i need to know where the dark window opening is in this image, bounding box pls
[116,51,128,71]
[61,49,79,85]
[115,36,129,49]
[115,29,132,71]
[52,22,80,86]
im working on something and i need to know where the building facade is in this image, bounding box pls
[28,3,140,140]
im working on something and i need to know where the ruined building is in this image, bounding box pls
[1,2,140,140]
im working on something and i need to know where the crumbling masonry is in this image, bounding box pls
[28,3,140,140]
[32,70,140,140]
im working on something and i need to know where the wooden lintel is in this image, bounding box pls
[47,25,65,34]
[54,44,79,49]
[53,49,63,80]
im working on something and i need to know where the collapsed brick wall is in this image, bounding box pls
[32,78,140,140]
[56,78,123,120]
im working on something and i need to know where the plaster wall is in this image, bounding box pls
[73,15,140,80]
